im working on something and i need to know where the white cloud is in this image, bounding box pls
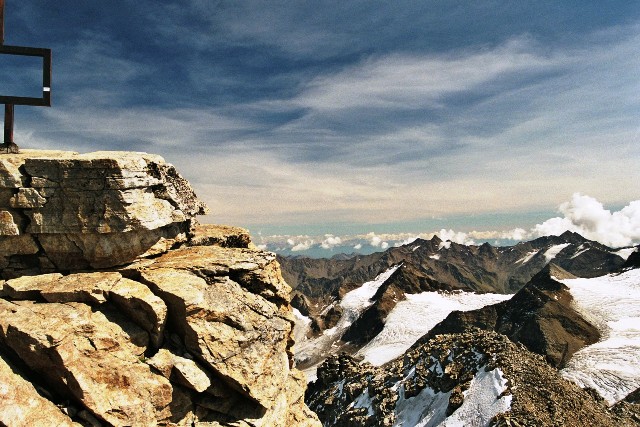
[295,38,559,112]
[353,243,363,250]
[321,234,342,249]
[368,232,383,247]
[533,193,640,247]
[469,228,529,241]
[291,240,314,252]
[367,232,389,249]
[437,229,475,245]
[502,228,528,241]
[394,236,419,247]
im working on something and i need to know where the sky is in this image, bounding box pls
[3,1,640,255]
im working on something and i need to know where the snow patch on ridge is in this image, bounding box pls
[357,291,511,366]
[295,265,401,379]
[614,247,637,261]
[293,308,312,345]
[335,264,402,329]
[543,243,571,262]
[443,367,512,426]
[393,385,450,427]
[560,268,640,403]
[392,367,511,427]
[516,250,539,264]
[438,241,451,250]
[570,244,589,259]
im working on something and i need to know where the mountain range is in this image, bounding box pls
[279,231,631,373]
[278,231,639,425]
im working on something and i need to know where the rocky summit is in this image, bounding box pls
[0,150,320,427]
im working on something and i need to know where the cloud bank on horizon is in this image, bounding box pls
[5,1,640,232]
[258,194,640,256]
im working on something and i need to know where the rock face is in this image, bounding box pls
[0,150,208,277]
[0,150,320,427]
[423,264,601,368]
[307,330,637,426]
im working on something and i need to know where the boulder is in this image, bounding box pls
[0,150,209,276]
[0,231,320,426]
[138,246,294,408]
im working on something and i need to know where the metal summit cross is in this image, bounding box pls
[0,0,52,153]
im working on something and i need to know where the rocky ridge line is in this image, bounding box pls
[306,330,637,426]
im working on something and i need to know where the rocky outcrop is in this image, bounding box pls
[0,150,208,277]
[0,150,320,427]
[421,264,601,367]
[307,330,637,426]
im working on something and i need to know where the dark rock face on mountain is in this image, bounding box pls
[423,264,601,367]
[306,330,637,427]
[624,247,640,269]
[613,388,640,423]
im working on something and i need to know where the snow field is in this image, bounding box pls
[543,243,571,262]
[357,291,511,366]
[559,268,640,403]
[295,265,401,379]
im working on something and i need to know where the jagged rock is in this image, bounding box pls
[0,354,80,426]
[424,264,600,367]
[148,348,212,393]
[282,232,626,372]
[1,271,167,350]
[1,273,64,299]
[138,249,293,408]
[0,247,320,426]
[0,150,209,276]
[307,330,637,426]
[187,224,253,249]
[0,299,182,426]
[0,150,320,426]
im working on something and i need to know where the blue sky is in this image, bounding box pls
[3,1,640,253]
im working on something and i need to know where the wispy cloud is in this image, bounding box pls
[11,2,640,233]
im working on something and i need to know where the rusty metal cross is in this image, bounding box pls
[0,0,52,153]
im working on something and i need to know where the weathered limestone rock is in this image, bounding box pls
[188,224,253,249]
[0,299,181,426]
[0,150,320,426]
[148,348,212,393]
[0,249,320,426]
[0,150,209,276]
[141,264,292,408]
[0,354,80,427]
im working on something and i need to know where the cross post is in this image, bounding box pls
[0,0,52,153]
[0,0,16,152]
